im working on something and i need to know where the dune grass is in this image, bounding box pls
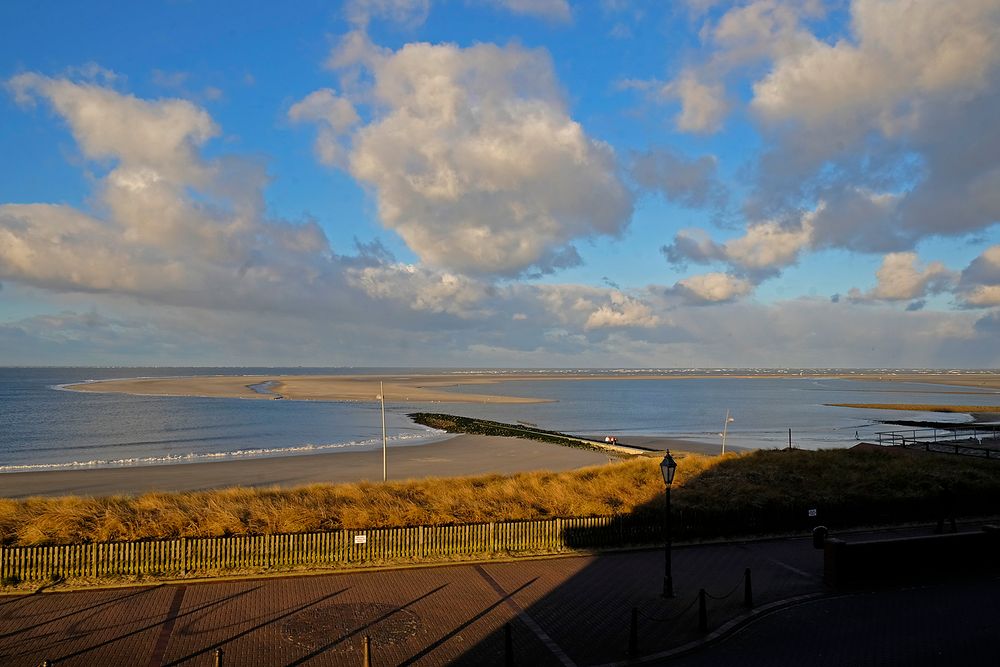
[2,447,999,547]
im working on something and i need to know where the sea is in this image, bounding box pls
[1,367,998,473]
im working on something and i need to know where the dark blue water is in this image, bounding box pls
[1,368,997,471]
[0,368,445,472]
[435,375,1000,449]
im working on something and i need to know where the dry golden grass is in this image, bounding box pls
[0,456,707,546]
[4,446,997,547]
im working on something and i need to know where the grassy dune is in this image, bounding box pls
[2,447,999,546]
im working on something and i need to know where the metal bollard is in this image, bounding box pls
[214,647,223,667]
[698,589,707,633]
[504,622,514,667]
[362,635,372,667]
[744,568,753,609]
[812,526,828,549]
[627,606,638,659]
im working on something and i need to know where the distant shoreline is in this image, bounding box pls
[64,370,1000,404]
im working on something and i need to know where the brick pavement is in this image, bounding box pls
[1,526,981,666]
[663,577,1000,666]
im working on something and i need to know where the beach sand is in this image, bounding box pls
[66,373,553,404]
[0,433,722,499]
[0,435,617,498]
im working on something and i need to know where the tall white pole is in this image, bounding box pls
[380,381,387,482]
[722,409,731,454]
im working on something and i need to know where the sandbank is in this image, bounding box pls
[67,371,1000,404]
[0,434,617,498]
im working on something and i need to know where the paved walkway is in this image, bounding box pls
[0,525,992,666]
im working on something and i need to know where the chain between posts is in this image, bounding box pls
[703,577,744,601]
[636,593,701,623]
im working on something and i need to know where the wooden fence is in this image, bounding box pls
[0,516,664,583]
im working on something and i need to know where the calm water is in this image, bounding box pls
[1,368,997,472]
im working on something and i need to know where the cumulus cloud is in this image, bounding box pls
[1,74,350,315]
[751,0,1000,131]
[345,263,495,317]
[299,38,633,276]
[848,252,958,302]
[288,89,359,166]
[629,148,726,209]
[655,0,1000,265]
[659,73,728,134]
[673,272,753,304]
[662,215,812,281]
[583,292,662,330]
[958,245,1000,307]
[9,73,217,187]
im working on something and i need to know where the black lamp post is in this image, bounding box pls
[661,450,677,598]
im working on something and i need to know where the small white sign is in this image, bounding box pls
[808,509,818,517]
[354,534,367,544]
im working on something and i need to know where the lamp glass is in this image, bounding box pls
[660,451,677,486]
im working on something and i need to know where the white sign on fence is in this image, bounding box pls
[808,509,817,517]
[354,534,367,544]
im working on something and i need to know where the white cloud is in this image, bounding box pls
[659,73,728,134]
[345,263,494,317]
[304,39,633,276]
[656,0,1000,259]
[1,75,348,316]
[674,272,753,304]
[849,252,958,302]
[720,218,812,272]
[288,89,359,166]
[583,292,661,330]
[958,245,1000,307]
[752,0,1000,131]
[663,214,812,280]
[9,73,217,187]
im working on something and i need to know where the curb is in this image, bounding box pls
[592,591,834,666]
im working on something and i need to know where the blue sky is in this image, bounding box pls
[1,0,998,367]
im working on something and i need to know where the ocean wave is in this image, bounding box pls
[0,429,448,473]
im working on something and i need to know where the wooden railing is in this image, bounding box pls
[0,516,663,583]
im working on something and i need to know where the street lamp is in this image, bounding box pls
[660,450,677,598]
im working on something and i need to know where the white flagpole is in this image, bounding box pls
[380,381,387,482]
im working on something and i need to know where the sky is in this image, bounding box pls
[1,0,998,368]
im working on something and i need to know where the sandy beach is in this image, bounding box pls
[66,371,1000,404]
[0,435,612,498]
[0,433,720,499]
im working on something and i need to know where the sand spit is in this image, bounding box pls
[66,371,1000,404]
